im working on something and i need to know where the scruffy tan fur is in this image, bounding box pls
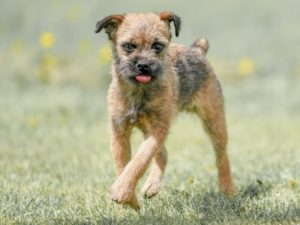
[95,12,235,209]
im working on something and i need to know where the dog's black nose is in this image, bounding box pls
[136,63,150,73]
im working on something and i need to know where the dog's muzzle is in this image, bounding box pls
[134,62,152,83]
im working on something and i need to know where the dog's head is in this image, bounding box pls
[95,12,181,85]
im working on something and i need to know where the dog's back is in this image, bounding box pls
[169,38,211,110]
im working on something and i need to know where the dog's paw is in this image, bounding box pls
[111,180,139,209]
[141,178,161,198]
[220,184,236,196]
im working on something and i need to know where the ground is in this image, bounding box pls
[0,74,299,224]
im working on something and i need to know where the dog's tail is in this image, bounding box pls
[191,37,209,55]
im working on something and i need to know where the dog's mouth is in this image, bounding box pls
[135,74,152,83]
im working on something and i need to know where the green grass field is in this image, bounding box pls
[1,0,300,224]
[1,70,300,225]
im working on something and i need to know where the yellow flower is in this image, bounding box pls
[42,53,57,70]
[35,53,58,83]
[237,58,255,76]
[27,115,41,128]
[39,32,55,49]
[289,179,297,188]
[98,43,112,64]
[186,176,195,184]
[207,164,214,173]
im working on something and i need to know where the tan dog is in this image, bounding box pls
[95,12,234,209]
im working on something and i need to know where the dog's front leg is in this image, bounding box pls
[110,117,133,175]
[111,125,169,209]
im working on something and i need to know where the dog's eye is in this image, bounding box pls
[122,43,136,53]
[152,42,165,53]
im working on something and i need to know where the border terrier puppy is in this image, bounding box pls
[95,12,234,209]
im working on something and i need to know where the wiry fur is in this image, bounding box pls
[95,12,235,209]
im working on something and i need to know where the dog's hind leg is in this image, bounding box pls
[194,76,235,195]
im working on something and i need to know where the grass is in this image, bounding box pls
[0,75,300,225]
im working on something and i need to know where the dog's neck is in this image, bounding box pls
[117,77,167,102]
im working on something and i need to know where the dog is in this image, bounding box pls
[95,12,234,209]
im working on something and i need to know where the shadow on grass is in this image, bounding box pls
[135,180,298,225]
[172,180,299,225]
[187,180,274,224]
[49,181,299,225]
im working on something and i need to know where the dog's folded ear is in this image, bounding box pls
[159,12,181,37]
[95,14,124,40]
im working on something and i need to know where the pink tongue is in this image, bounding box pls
[135,75,152,83]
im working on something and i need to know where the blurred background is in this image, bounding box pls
[0,0,300,223]
[1,0,300,185]
[1,0,300,174]
[1,0,300,115]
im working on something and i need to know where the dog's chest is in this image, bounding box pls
[124,91,158,125]
[126,100,149,124]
